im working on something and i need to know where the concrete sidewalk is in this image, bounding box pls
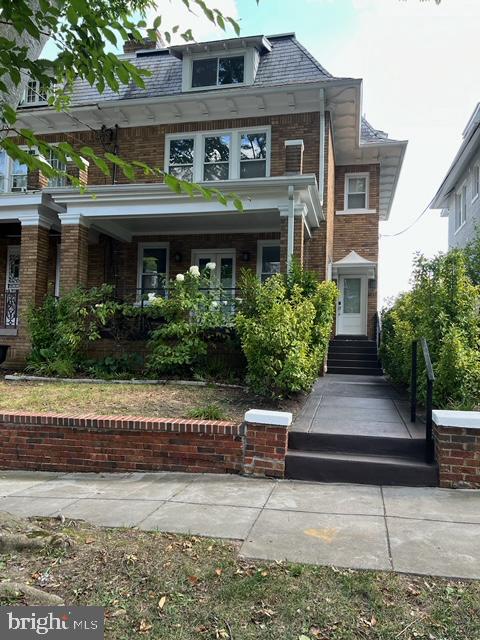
[1,470,480,580]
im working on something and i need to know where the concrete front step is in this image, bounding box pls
[327,365,383,375]
[329,345,378,354]
[288,432,426,458]
[328,352,379,361]
[327,358,381,369]
[285,450,438,486]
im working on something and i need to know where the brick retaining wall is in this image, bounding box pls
[0,412,288,478]
[434,424,480,489]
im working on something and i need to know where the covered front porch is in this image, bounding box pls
[0,176,323,365]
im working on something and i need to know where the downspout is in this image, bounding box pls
[287,185,295,272]
[318,88,326,210]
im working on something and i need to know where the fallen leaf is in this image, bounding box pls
[215,568,223,576]
[85,538,95,545]
[158,595,166,610]
[188,575,199,585]
[139,620,152,633]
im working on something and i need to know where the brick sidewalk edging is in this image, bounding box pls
[0,410,291,478]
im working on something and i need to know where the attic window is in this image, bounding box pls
[24,80,47,105]
[192,55,244,88]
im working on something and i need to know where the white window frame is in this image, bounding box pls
[454,182,467,233]
[136,242,170,297]
[256,240,281,282]
[340,172,372,214]
[165,126,271,183]
[182,48,256,92]
[22,79,48,106]
[472,164,480,204]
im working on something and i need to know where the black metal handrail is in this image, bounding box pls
[411,338,435,464]
[375,311,382,355]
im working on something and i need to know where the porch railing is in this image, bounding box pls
[114,287,242,310]
[0,290,19,327]
[410,338,435,464]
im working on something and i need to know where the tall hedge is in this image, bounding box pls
[380,250,480,409]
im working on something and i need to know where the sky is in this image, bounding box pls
[44,0,479,304]
[144,0,479,305]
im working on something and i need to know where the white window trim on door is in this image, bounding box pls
[165,126,271,183]
[191,249,236,288]
[136,242,170,294]
[336,274,368,336]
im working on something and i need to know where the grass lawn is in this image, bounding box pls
[1,518,479,639]
[0,379,301,422]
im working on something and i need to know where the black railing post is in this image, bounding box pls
[426,376,434,464]
[410,340,417,423]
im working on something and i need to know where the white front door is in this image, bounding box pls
[192,250,236,291]
[337,275,367,335]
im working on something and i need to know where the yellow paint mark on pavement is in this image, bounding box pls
[304,527,339,544]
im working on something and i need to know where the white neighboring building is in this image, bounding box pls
[432,103,480,248]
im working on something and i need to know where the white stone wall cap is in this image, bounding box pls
[244,409,292,427]
[433,409,480,430]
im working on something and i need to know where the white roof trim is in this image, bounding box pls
[334,250,376,267]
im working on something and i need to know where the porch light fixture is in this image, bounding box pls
[174,252,182,263]
[241,251,250,262]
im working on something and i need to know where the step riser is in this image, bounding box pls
[329,346,378,354]
[327,366,383,375]
[330,342,376,349]
[328,353,379,361]
[288,432,426,458]
[285,454,438,487]
[328,359,380,369]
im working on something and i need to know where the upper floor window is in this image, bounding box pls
[472,164,479,202]
[0,147,66,192]
[192,55,244,88]
[166,127,270,183]
[345,173,369,210]
[23,80,48,105]
[454,184,467,231]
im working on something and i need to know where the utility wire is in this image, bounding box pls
[380,198,436,238]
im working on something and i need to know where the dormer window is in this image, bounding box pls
[192,55,245,88]
[23,80,48,105]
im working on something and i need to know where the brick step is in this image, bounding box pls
[285,450,438,486]
[288,431,426,458]
[327,365,383,375]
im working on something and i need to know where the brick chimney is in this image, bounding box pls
[123,31,165,54]
[284,139,304,175]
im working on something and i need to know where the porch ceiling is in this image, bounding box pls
[90,209,281,240]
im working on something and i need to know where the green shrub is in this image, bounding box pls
[27,285,121,377]
[85,353,144,380]
[236,270,337,397]
[380,251,480,409]
[146,269,234,377]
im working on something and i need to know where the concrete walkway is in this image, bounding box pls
[293,374,424,438]
[1,470,480,579]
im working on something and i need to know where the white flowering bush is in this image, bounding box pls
[147,266,233,376]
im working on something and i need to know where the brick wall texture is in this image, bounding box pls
[2,109,383,361]
[434,424,480,489]
[0,412,288,478]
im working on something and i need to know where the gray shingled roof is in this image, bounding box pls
[44,34,340,108]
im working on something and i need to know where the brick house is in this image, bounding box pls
[0,33,406,366]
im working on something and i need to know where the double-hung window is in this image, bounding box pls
[0,151,7,192]
[166,128,270,183]
[192,55,244,88]
[345,173,369,210]
[137,244,169,297]
[257,242,280,282]
[472,165,480,202]
[47,148,67,187]
[455,184,467,231]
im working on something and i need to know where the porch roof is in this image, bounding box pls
[47,175,322,242]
